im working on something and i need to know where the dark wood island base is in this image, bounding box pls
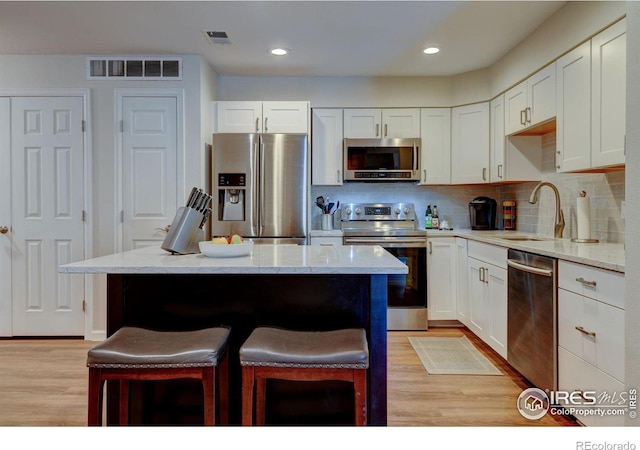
[106,272,388,426]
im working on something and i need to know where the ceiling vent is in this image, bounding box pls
[86,56,182,80]
[205,31,231,45]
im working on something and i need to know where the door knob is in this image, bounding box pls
[155,225,170,233]
[0,226,8,234]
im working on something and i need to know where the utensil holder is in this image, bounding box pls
[321,214,333,231]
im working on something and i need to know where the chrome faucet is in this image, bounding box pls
[529,181,565,238]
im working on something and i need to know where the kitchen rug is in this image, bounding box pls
[408,336,503,376]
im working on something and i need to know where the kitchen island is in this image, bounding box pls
[61,244,407,426]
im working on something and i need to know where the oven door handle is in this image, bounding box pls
[344,237,427,246]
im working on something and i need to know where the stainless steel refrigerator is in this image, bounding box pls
[211,133,308,244]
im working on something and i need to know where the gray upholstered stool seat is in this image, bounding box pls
[87,326,230,426]
[239,327,369,368]
[240,327,369,426]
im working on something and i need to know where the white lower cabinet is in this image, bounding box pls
[456,238,470,327]
[557,260,625,426]
[467,241,507,359]
[426,237,457,320]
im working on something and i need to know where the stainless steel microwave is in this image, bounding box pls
[343,138,421,181]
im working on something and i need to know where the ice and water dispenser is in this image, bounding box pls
[217,173,245,222]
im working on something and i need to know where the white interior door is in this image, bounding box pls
[121,96,178,250]
[11,97,85,336]
[0,98,12,336]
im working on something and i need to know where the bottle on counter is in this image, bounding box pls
[425,203,433,229]
[432,205,440,229]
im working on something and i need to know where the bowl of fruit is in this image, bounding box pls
[198,234,253,258]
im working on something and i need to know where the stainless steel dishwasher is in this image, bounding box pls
[506,249,558,393]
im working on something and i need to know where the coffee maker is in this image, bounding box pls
[469,196,497,230]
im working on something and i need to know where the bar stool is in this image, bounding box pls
[87,326,230,426]
[239,327,369,426]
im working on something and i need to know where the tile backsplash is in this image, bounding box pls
[311,132,625,243]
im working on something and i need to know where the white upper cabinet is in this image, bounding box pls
[343,108,420,138]
[591,18,626,168]
[504,63,556,135]
[418,108,451,185]
[556,41,591,172]
[489,95,505,182]
[311,109,343,186]
[557,18,626,172]
[214,101,309,134]
[451,102,490,184]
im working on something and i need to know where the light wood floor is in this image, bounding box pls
[0,328,577,427]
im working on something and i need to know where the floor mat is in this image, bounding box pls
[407,336,503,375]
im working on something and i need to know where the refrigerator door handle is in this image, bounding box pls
[259,138,265,232]
[253,140,260,235]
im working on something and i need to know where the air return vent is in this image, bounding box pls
[87,57,182,80]
[205,31,231,45]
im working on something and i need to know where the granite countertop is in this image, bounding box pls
[59,244,408,275]
[424,228,625,273]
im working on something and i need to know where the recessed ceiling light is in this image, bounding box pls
[270,48,289,56]
[423,47,440,55]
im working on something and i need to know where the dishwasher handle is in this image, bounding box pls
[507,259,553,277]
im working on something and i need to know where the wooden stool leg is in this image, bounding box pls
[353,369,367,426]
[119,379,130,426]
[241,366,255,426]
[202,366,215,426]
[218,353,229,425]
[88,368,104,426]
[255,375,267,426]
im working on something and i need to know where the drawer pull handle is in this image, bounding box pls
[575,326,596,338]
[576,277,597,287]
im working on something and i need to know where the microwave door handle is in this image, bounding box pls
[413,143,418,172]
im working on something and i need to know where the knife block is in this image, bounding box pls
[161,207,206,254]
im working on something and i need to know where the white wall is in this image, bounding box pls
[624,0,639,426]
[0,53,210,339]
[490,1,627,96]
[217,75,454,108]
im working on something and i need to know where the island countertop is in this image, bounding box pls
[59,244,408,275]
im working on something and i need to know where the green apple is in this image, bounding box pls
[230,234,243,244]
[211,237,229,245]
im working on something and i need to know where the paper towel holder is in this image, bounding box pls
[571,190,599,243]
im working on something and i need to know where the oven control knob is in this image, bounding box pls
[403,207,410,215]
[345,208,352,215]
[355,208,362,215]
[394,208,401,215]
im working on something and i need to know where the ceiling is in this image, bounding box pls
[0,1,567,77]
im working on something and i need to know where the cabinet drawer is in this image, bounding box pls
[558,347,626,426]
[468,240,507,269]
[558,289,624,382]
[309,236,343,246]
[558,260,624,309]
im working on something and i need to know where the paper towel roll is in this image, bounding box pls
[576,196,591,240]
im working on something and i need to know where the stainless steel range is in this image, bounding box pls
[341,203,428,330]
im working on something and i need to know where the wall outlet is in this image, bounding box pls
[621,200,626,219]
